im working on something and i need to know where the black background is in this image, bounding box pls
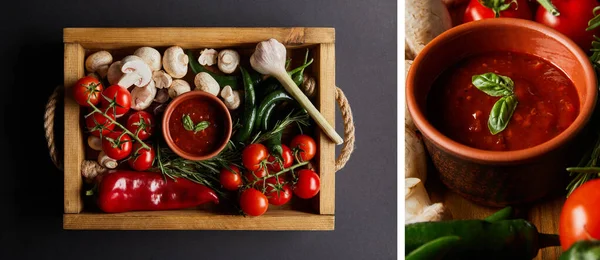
[0,1,397,259]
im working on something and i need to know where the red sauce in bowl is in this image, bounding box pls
[168,98,225,156]
[427,51,580,151]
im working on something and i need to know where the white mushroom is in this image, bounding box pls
[405,178,444,224]
[134,47,162,71]
[217,49,240,74]
[168,79,191,98]
[87,136,102,151]
[163,46,189,78]
[405,115,427,182]
[194,72,220,96]
[154,88,170,103]
[220,85,240,110]
[85,51,113,78]
[198,48,218,66]
[131,80,157,111]
[107,61,124,85]
[98,151,118,169]
[406,0,452,58]
[152,70,173,89]
[117,55,153,88]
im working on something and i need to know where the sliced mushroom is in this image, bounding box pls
[117,55,153,88]
[131,80,157,111]
[85,51,113,78]
[163,46,189,78]
[107,61,124,85]
[98,151,118,169]
[198,48,218,66]
[220,85,240,110]
[152,70,173,89]
[168,79,191,98]
[218,49,240,74]
[134,47,162,71]
[194,72,220,96]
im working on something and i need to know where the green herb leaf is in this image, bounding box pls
[182,114,194,131]
[472,72,515,97]
[194,121,210,133]
[488,95,518,135]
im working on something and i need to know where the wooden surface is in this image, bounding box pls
[63,27,337,229]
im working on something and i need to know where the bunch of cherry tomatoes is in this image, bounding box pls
[219,134,321,216]
[462,0,600,52]
[74,75,156,171]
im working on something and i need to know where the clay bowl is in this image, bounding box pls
[406,18,597,206]
[162,91,232,161]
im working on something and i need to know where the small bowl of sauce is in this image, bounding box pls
[162,91,232,161]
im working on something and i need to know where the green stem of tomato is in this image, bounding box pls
[536,0,560,16]
[566,167,600,174]
[86,100,150,150]
[245,161,308,188]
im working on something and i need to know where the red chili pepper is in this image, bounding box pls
[97,171,219,213]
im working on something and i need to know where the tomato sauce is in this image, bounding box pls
[427,51,579,151]
[169,98,224,155]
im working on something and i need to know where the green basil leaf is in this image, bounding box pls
[488,95,518,135]
[472,72,515,97]
[182,114,194,131]
[194,121,210,133]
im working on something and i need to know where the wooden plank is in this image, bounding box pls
[63,28,334,49]
[63,43,85,213]
[64,210,334,230]
[528,197,564,260]
[316,43,336,215]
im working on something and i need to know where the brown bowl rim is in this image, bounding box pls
[162,90,233,161]
[406,18,597,164]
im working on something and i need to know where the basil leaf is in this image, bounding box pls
[182,114,194,131]
[488,95,518,135]
[472,72,515,97]
[194,121,210,133]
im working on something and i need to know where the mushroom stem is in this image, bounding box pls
[220,85,240,110]
[117,72,143,89]
[98,151,118,169]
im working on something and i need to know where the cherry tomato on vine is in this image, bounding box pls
[267,145,293,172]
[559,179,600,250]
[536,0,600,52]
[128,142,155,171]
[242,143,269,171]
[244,166,268,184]
[102,131,133,160]
[293,169,320,199]
[126,111,154,140]
[290,135,317,162]
[463,0,532,23]
[85,110,115,137]
[240,188,269,216]
[73,76,103,107]
[265,178,292,206]
[101,85,131,117]
[220,165,242,191]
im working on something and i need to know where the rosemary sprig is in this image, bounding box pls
[566,131,600,196]
[250,110,310,144]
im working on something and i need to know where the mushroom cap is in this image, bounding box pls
[134,47,162,71]
[198,48,218,66]
[107,61,124,85]
[120,55,153,87]
[85,51,113,77]
[131,80,157,111]
[152,70,173,89]
[194,72,220,96]
[163,46,189,78]
[168,79,191,98]
[218,49,240,74]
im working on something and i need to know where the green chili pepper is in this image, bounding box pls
[232,67,256,143]
[405,219,560,259]
[485,207,514,222]
[186,50,240,90]
[255,90,294,157]
[255,77,282,101]
[288,49,313,86]
[406,236,461,260]
[560,240,600,260]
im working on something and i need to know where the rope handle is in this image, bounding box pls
[44,85,355,172]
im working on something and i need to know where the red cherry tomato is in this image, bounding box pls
[128,142,155,171]
[265,178,292,206]
[240,188,269,216]
[536,0,600,52]
[220,165,242,191]
[73,76,103,107]
[463,0,532,23]
[290,135,317,162]
[559,179,600,250]
[293,169,321,199]
[266,145,294,172]
[85,111,115,137]
[126,111,154,141]
[242,143,269,171]
[101,85,131,117]
[101,132,133,160]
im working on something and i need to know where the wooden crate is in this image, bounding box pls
[63,28,337,230]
